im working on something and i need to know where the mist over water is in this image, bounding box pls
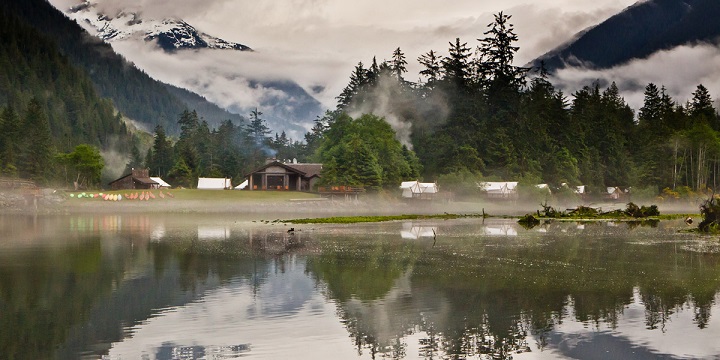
[1,213,718,359]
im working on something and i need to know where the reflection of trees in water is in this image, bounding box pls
[0,236,126,359]
[0,214,313,359]
[307,223,720,359]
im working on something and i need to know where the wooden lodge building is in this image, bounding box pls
[108,168,159,190]
[245,160,322,191]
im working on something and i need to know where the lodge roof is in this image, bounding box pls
[108,173,159,186]
[245,161,322,178]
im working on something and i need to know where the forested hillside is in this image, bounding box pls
[312,12,720,195]
[0,0,245,133]
[0,4,132,184]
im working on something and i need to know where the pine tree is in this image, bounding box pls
[477,12,527,89]
[247,108,270,147]
[348,137,383,190]
[441,38,472,90]
[0,106,21,174]
[19,98,54,182]
[390,47,408,83]
[150,125,173,177]
[690,84,718,129]
[418,50,442,90]
[336,62,370,110]
[167,157,194,188]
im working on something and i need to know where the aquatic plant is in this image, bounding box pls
[517,214,540,229]
[530,202,660,221]
[698,196,720,233]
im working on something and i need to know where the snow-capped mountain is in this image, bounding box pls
[68,1,251,52]
[54,0,323,139]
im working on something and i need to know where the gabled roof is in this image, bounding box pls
[285,163,323,178]
[246,161,322,178]
[108,173,158,185]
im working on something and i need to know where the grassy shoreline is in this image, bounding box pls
[283,213,486,224]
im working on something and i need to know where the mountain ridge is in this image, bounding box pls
[68,1,252,52]
[529,0,720,72]
[1,0,248,134]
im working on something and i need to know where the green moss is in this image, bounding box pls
[284,213,482,224]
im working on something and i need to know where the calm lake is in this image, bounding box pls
[2,214,720,359]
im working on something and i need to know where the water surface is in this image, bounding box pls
[1,214,720,359]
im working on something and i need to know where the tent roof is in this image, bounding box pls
[149,177,171,187]
[478,182,518,191]
[418,183,438,193]
[400,181,420,189]
[235,179,249,190]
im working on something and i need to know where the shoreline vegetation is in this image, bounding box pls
[0,189,702,224]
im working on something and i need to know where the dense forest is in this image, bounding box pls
[0,4,133,186]
[141,109,305,188]
[0,0,246,133]
[307,12,720,196]
[3,2,720,196]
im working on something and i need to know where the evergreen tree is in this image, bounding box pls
[19,98,53,182]
[690,84,718,129]
[167,157,194,188]
[477,12,527,89]
[441,38,472,90]
[0,106,20,175]
[246,108,270,148]
[348,136,383,190]
[336,62,370,110]
[390,47,408,83]
[150,125,173,177]
[418,50,442,91]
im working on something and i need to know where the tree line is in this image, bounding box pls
[142,109,306,188]
[4,5,720,195]
[314,12,720,196]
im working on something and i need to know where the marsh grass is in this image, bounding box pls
[284,213,483,224]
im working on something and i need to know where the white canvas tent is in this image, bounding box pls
[399,180,439,199]
[197,177,232,190]
[561,183,586,195]
[149,177,171,188]
[477,181,518,198]
[234,179,249,190]
[606,186,622,199]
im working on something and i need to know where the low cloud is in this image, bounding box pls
[550,42,720,112]
[50,0,637,135]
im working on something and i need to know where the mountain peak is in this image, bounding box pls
[67,1,251,52]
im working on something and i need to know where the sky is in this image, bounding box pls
[49,0,640,114]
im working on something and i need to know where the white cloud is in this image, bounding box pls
[50,0,639,127]
[551,42,720,112]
